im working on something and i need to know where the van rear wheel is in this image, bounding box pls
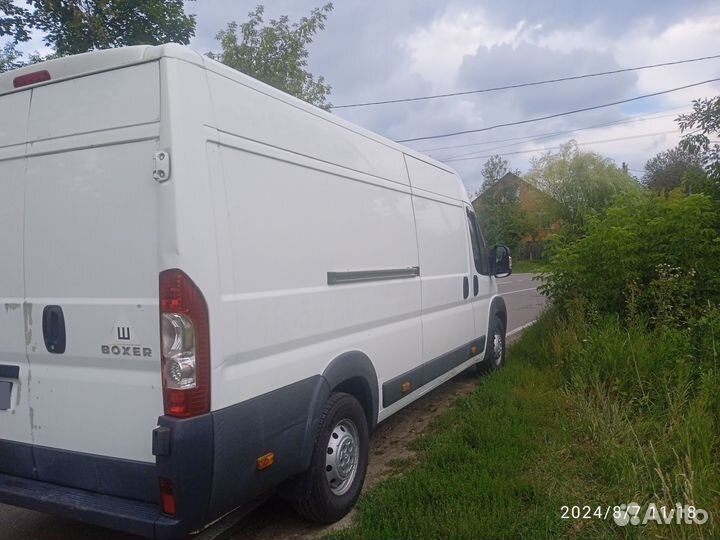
[292,393,369,523]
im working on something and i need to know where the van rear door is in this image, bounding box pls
[21,63,164,464]
[0,90,33,467]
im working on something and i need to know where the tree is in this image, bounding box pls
[0,41,23,72]
[525,140,638,227]
[642,145,704,193]
[0,0,30,42]
[682,167,719,199]
[478,155,520,194]
[474,196,531,254]
[1,1,196,57]
[209,4,333,110]
[678,96,720,188]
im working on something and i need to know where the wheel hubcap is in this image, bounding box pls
[325,419,360,496]
[493,332,504,366]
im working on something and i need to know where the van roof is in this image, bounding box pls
[0,43,457,177]
[0,44,199,96]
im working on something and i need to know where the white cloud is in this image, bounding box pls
[402,11,528,90]
[385,4,720,192]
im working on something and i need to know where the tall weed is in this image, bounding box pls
[550,307,720,538]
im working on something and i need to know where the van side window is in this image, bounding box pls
[466,209,488,275]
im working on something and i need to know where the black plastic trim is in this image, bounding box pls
[155,413,214,535]
[321,351,379,430]
[327,266,419,285]
[34,446,159,503]
[0,471,167,538]
[0,364,20,379]
[206,376,322,522]
[0,439,158,503]
[382,337,485,407]
[0,439,35,479]
[152,426,171,457]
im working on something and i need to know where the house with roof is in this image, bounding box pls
[471,172,563,260]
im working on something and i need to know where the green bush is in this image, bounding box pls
[540,192,720,322]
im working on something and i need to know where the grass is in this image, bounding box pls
[327,310,720,540]
[512,259,548,274]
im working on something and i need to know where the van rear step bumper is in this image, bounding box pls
[0,472,181,539]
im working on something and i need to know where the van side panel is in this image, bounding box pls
[213,138,422,409]
[411,191,475,363]
[203,64,424,418]
[404,154,468,202]
[377,160,480,416]
[207,69,409,186]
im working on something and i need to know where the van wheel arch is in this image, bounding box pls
[279,351,378,502]
[321,351,379,432]
[490,296,507,329]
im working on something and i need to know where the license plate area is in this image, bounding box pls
[0,381,11,411]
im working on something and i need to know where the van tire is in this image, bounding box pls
[292,392,369,523]
[476,315,506,375]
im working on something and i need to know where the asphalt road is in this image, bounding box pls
[1,273,545,540]
[497,273,546,337]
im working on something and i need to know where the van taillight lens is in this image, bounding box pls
[159,269,210,417]
[13,70,51,88]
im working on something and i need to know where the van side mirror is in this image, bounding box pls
[491,245,512,278]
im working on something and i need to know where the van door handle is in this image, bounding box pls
[42,305,66,354]
[463,276,469,299]
[473,275,479,296]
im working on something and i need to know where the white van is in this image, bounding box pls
[0,44,511,538]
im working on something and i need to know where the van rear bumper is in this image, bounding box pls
[0,376,327,537]
[0,472,183,539]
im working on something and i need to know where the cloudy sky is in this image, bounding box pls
[188,0,720,193]
[13,0,720,193]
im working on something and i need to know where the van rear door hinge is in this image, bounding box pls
[153,151,171,182]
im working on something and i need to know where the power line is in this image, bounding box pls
[419,107,687,154]
[442,130,680,163]
[434,110,688,160]
[436,109,688,159]
[331,53,720,109]
[395,78,720,143]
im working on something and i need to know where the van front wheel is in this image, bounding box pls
[476,315,506,375]
[292,393,369,523]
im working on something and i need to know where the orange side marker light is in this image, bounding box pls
[257,452,275,470]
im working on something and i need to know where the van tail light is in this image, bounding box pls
[13,70,51,88]
[159,269,210,417]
